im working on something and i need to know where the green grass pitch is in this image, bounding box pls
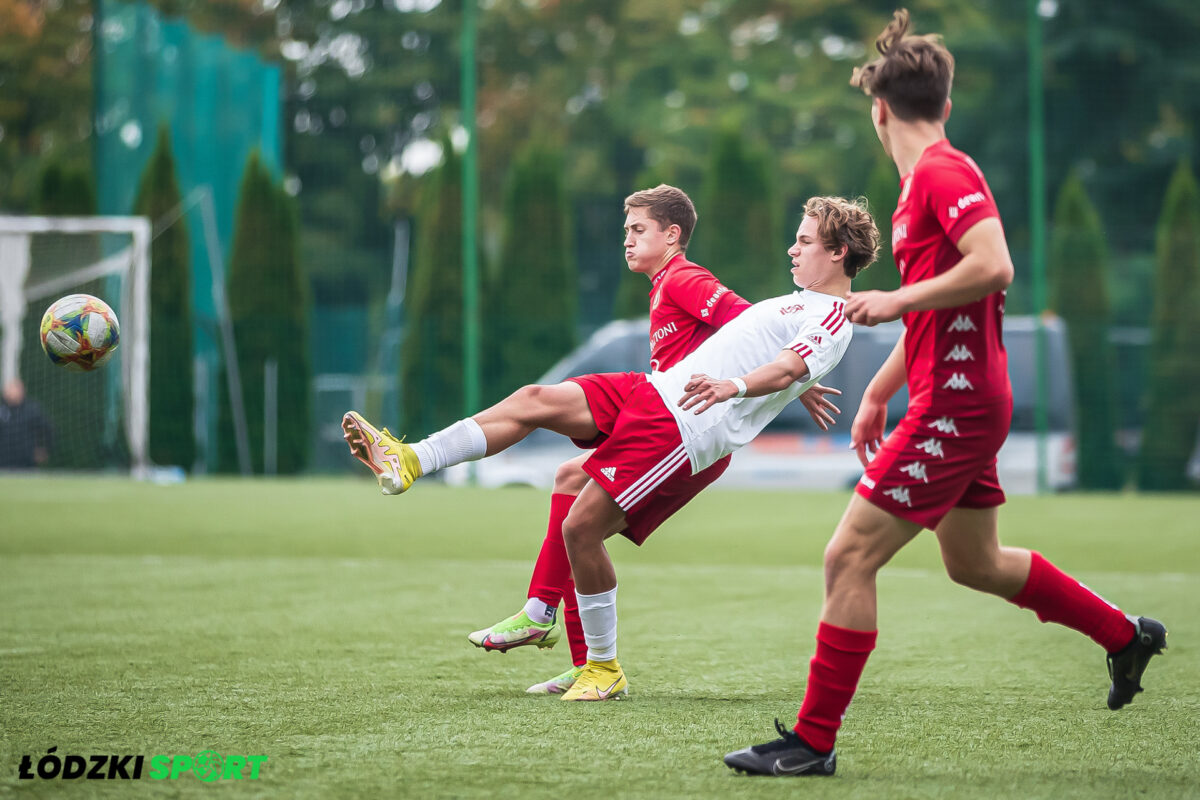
[1,475,1197,798]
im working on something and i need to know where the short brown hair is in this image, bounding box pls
[804,196,880,278]
[623,184,698,249]
[850,9,954,122]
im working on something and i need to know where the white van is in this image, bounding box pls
[447,315,1076,494]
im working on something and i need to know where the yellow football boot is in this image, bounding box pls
[341,411,423,495]
[560,658,628,701]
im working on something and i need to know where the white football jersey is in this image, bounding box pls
[649,290,852,473]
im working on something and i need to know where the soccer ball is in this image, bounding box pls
[39,294,121,371]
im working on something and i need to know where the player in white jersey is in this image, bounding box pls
[651,291,852,475]
[341,196,880,701]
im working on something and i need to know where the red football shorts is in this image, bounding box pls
[567,372,731,545]
[855,397,1012,530]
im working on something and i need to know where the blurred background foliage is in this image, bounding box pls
[0,0,1196,485]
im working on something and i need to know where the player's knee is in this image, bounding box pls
[943,558,999,591]
[553,460,588,495]
[823,536,865,587]
[561,515,591,552]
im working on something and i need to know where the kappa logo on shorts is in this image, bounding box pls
[600,466,617,481]
[942,372,975,391]
[915,437,945,458]
[947,314,977,333]
[883,486,913,507]
[928,417,960,436]
[900,462,929,483]
[944,344,975,361]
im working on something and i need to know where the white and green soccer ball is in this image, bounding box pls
[39,293,121,372]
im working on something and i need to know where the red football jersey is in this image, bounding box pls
[891,140,1011,410]
[647,254,750,371]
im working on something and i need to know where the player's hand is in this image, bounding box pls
[799,383,842,431]
[678,373,737,415]
[845,290,907,327]
[850,399,888,468]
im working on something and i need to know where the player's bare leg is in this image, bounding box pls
[472,383,599,454]
[933,506,1028,598]
[726,495,918,775]
[469,455,591,672]
[935,506,1166,710]
[820,495,921,630]
[559,481,630,701]
[343,381,598,495]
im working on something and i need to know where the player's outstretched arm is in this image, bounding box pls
[845,217,1014,326]
[677,350,809,415]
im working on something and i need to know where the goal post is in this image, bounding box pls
[0,215,150,474]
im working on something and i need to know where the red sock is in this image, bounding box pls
[527,493,575,609]
[561,576,587,667]
[794,622,877,753]
[1010,551,1135,652]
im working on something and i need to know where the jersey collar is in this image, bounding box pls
[650,253,688,289]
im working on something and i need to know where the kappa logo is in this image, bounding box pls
[928,417,960,436]
[600,466,617,481]
[915,437,945,458]
[947,314,977,333]
[900,462,929,483]
[944,344,975,361]
[942,372,975,391]
[883,486,913,507]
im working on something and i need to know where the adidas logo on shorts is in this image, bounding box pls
[600,466,617,481]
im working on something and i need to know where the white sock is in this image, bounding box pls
[410,418,487,475]
[576,586,617,662]
[522,597,555,625]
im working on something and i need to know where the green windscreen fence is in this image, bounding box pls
[93,0,281,471]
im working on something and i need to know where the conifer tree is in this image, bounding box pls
[1049,172,1122,488]
[218,151,311,473]
[401,140,465,434]
[691,128,781,303]
[489,142,576,397]
[1137,160,1200,490]
[133,125,195,469]
[857,157,901,292]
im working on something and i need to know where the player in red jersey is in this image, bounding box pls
[466,185,842,696]
[342,195,879,702]
[725,10,1166,777]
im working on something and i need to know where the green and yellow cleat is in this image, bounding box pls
[468,610,560,653]
[526,665,583,695]
[341,411,423,495]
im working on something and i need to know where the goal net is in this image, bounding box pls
[0,216,149,473]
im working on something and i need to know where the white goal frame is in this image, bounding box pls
[0,215,150,473]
